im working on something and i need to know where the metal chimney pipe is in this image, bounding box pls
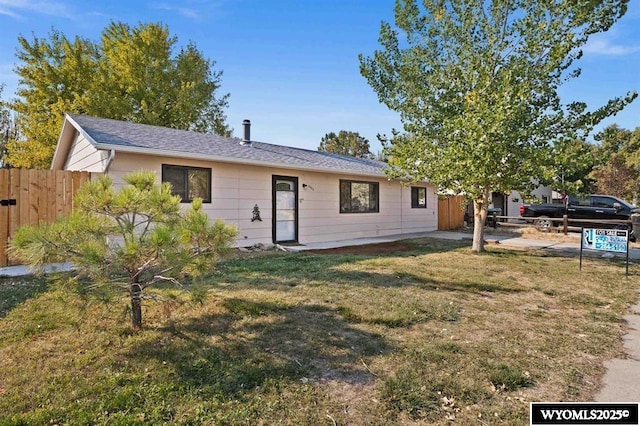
[242,119,251,146]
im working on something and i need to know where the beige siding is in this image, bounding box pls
[399,185,438,232]
[80,152,438,247]
[65,133,110,172]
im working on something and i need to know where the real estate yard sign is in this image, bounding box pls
[580,228,630,276]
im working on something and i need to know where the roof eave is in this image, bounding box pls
[93,142,391,179]
[51,114,101,170]
[50,115,73,170]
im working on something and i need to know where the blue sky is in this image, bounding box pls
[0,0,639,153]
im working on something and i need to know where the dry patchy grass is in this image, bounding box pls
[0,237,637,425]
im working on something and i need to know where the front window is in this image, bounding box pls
[162,164,211,203]
[340,180,379,213]
[411,187,427,208]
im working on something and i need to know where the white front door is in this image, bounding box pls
[273,176,298,243]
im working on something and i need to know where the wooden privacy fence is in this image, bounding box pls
[438,195,466,231]
[0,169,90,267]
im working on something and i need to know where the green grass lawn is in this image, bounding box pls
[0,238,637,425]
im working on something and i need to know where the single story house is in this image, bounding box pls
[51,114,437,247]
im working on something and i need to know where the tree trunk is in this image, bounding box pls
[471,189,490,253]
[130,282,143,330]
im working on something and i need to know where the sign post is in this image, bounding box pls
[581,228,630,277]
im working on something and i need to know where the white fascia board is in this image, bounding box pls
[51,114,102,170]
[51,118,70,169]
[66,114,100,147]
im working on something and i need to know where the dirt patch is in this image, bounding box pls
[305,241,417,255]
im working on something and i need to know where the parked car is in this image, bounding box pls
[520,194,639,241]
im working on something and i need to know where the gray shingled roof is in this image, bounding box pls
[68,114,388,177]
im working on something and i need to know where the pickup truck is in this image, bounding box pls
[519,194,638,240]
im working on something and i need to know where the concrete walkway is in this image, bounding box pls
[2,230,634,275]
[286,230,640,260]
[0,262,74,277]
[2,229,639,400]
[595,302,640,402]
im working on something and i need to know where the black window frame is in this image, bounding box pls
[161,164,212,203]
[411,186,427,208]
[339,179,379,213]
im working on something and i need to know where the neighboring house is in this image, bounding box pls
[463,186,553,224]
[51,114,437,247]
[501,186,554,220]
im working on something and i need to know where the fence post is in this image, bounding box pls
[562,214,568,235]
[492,212,497,229]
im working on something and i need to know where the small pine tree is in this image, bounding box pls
[10,170,238,330]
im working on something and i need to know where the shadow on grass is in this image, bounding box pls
[124,299,393,401]
[413,275,525,294]
[0,275,50,318]
[213,240,526,295]
[303,237,471,256]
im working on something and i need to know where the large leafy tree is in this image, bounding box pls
[318,130,374,159]
[589,124,640,202]
[590,155,639,201]
[623,128,640,173]
[7,22,231,168]
[0,86,21,167]
[594,124,634,160]
[360,0,636,252]
[10,171,238,330]
[546,139,598,196]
